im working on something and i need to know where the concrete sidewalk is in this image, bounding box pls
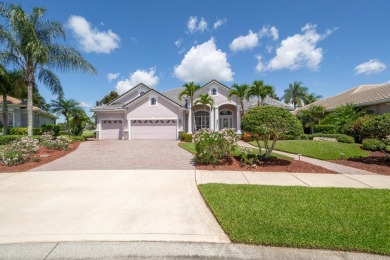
[196,170,390,189]
[238,141,378,175]
[0,241,387,260]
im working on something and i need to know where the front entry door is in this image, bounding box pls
[219,115,233,129]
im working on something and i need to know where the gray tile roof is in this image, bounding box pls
[91,104,125,111]
[162,88,186,106]
[296,83,390,112]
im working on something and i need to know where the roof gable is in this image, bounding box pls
[109,83,151,105]
[123,89,184,109]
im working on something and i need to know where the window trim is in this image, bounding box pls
[150,97,157,106]
[211,87,218,96]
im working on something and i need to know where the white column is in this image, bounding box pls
[236,109,242,134]
[209,106,214,130]
[215,107,219,131]
[188,108,193,134]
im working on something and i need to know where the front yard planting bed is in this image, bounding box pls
[199,184,390,255]
[0,141,81,173]
[179,142,335,173]
[249,140,369,160]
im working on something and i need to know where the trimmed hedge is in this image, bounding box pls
[66,135,86,142]
[41,124,60,136]
[9,127,42,135]
[299,133,355,143]
[0,135,23,145]
[362,139,386,151]
[313,125,336,134]
[179,132,193,142]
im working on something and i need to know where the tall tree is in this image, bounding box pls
[70,107,91,136]
[0,65,24,135]
[303,92,323,105]
[228,83,249,115]
[194,93,214,112]
[96,91,119,106]
[297,105,326,134]
[178,81,201,132]
[282,81,309,108]
[50,98,80,136]
[246,80,275,106]
[0,3,97,136]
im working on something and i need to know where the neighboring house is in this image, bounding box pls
[0,96,57,127]
[296,83,390,114]
[92,80,293,140]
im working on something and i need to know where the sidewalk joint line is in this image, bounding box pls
[341,174,376,188]
[44,242,59,260]
[290,173,311,187]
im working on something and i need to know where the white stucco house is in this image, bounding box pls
[92,80,293,140]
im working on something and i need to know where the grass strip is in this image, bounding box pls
[199,184,390,255]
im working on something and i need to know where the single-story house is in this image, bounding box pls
[0,96,57,127]
[296,83,390,115]
[92,80,293,140]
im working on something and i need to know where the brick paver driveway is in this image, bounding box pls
[30,140,194,171]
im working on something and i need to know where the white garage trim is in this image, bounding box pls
[99,118,124,140]
[129,118,178,140]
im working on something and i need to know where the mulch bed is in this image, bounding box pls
[0,142,81,173]
[330,151,390,175]
[196,156,337,173]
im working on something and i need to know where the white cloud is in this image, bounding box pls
[107,73,120,82]
[259,25,279,40]
[354,59,386,75]
[175,39,182,47]
[67,15,120,54]
[255,55,265,72]
[229,30,259,52]
[213,18,227,29]
[115,68,159,94]
[174,38,234,83]
[79,101,92,108]
[187,16,208,33]
[257,24,334,72]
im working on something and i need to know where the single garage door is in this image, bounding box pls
[131,119,177,140]
[101,119,123,140]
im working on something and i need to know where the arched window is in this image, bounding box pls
[194,111,209,131]
[211,88,217,95]
[140,91,145,95]
[150,97,157,105]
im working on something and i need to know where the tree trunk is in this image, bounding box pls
[27,76,34,137]
[66,116,70,136]
[190,99,195,133]
[240,99,245,115]
[2,93,8,135]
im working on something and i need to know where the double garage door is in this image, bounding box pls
[131,119,177,140]
[100,119,177,140]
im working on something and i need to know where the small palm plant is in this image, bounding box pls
[228,83,249,115]
[246,80,275,106]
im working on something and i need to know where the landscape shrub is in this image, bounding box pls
[335,135,355,144]
[345,115,374,143]
[241,133,251,142]
[241,106,303,158]
[67,135,85,142]
[362,139,386,151]
[179,132,193,142]
[82,132,96,139]
[41,132,71,150]
[9,127,42,135]
[194,128,238,164]
[0,137,40,166]
[0,135,23,145]
[238,147,259,166]
[41,124,60,137]
[313,125,336,134]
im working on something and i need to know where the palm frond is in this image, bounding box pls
[37,68,63,96]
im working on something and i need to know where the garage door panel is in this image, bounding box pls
[101,120,123,140]
[131,120,177,140]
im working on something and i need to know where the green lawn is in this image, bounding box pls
[82,130,95,137]
[249,140,369,160]
[178,142,291,160]
[199,184,390,255]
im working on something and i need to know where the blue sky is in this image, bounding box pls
[8,0,390,120]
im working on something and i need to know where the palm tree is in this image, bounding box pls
[246,80,275,106]
[297,105,326,134]
[282,81,309,109]
[50,98,80,136]
[194,93,214,111]
[228,83,249,115]
[178,81,201,132]
[303,93,323,105]
[0,3,97,136]
[0,65,24,135]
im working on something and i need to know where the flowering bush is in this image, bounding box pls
[238,147,259,167]
[0,137,40,166]
[40,131,71,150]
[194,128,238,164]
